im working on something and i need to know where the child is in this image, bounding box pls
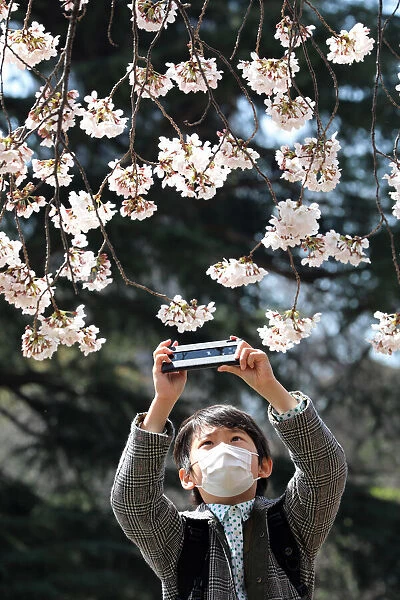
[111,338,347,600]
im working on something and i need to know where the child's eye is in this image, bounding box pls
[231,435,243,442]
[199,440,212,447]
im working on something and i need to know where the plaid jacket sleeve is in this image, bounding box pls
[269,393,348,562]
[110,414,184,585]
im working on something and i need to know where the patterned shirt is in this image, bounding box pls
[206,395,307,600]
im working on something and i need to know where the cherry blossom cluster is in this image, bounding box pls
[206,257,268,288]
[369,311,400,355]
[25,87,82,147]
[238,51,299,96]
[0,132,33,178]
[157,295,216,332]
[257,309,321,352]
[264,92,315,132]
[128,64,174,98]
[0,1,18,21]
[58,242,112,292]
[262,199,321,251]
[383,161,400,219]
[1,21,59,70]
[165,54,223,94]
[22,305,106,360]
[6,182,46,218]
[49,190,116,236]
[326,23,375,65]
[276,133,341,192]
[129,0,178,32]
[61,0,89,11]
[274,16,315,48]
[301,232,370,267]
[32,152,75,187]
[80,92,128,139]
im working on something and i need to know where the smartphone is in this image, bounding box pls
[161,339,241,373]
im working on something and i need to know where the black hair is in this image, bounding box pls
[173,404,272,505]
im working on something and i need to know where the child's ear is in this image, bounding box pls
[179,468,196,490]
[258,456,273,479]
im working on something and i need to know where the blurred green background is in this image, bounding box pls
[1,1,399,598]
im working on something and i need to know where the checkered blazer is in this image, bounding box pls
[110,396,347,599]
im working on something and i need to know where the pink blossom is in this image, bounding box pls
[324,230,370,266]
[262,199,321,251]
[2,21,59,70]
[79,325,106,355]
[22,325,59,360]
[32,153,75,187]
[0,132,33,177]
[274,16,315,48]
[165,56,222,93]
[326,23,374,65]
[6,182,46,218]
[369,311,400,355]
[61,0,88,11]
[264,92,315,131]
[82,253,113,291]
[25,87,82,147]
[128,64,174,98]
[0,264,53,315]
[155,133,230,199]
[157,294,216,332]
[59,248,96,282]
[257,309,321,352]
[50,190,116,235]
[0,1,18,22]
[213,130,259,170]
[80,92,127,138]
[238,52,299,96]
[206,257,268,288]
[0,231,22,268]
[120,196,157,220]
[108,160,153,198]
[129,0,178,32]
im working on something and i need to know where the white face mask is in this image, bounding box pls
[192,442,259,498]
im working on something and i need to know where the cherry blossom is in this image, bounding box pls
[274,16,315,48]
[50,190,116,235]
[80,92,127,138]
[108,160,153,198]
[324,230,370,266]
[128,64,174,98]
[82,253,112,291]
[262,199,321,251]
[257,309,321,352]
[383,161,400,219]
[61,0,89,11]
[120,197,157,220]
[32,152,75,187]
[213,130,259,170]
[155,133,230,200]
[2,21,59,70]
[0,1,18,21]
[22,304,106,360]
[25,87,82,147]
[276,133,341,192]
[326,23,375,65]
[0,264,53,315]
[237,51,299,96]
[369,311,400,355]
[129,0,178,32]
[264,92,315,131]
[59,247,96,283]
[300,234,331,267]
[206,257,268,288]
[165,55,223,93]
[0,132,33,177]
[22,325,59,360]
[157,294,216,332]
[6,182,46,218]
[0,231,22,268]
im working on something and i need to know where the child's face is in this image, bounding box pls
[178,425,272,505]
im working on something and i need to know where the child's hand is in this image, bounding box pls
[152,339,187,405]
[218,339,276,397]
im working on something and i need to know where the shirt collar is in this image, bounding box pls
[207,498,255,523]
